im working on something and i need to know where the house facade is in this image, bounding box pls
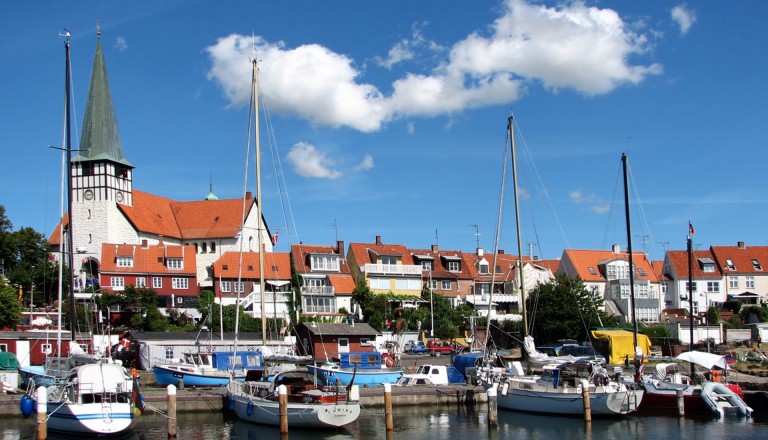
[410,245,475,307]
[347,236,422,296]
[291,241,356,318]
[663,248,724,316]
[710,242,768,307]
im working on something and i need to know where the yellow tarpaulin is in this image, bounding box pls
[590,329,651,365]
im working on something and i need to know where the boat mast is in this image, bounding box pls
[508,115,527,336]
[252,59,267,343]
[64,31,77,343]
[621,153,638,350]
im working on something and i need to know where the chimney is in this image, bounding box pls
[337,240,345,259]
[375,235,382,245]
[738,241,746,249]
[612,244,620,254]
[141,239,148,248]
[432,244,439,252]
[158,235,164,247]
[497,250,504,255]
[477,248,484,257]
[245,191,253,200]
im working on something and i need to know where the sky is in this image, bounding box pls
[2,0,767,264]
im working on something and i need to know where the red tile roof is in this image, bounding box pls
[665,249,722,279]
[562,249,658,282]
[710,244,768,275]
[409,247,474,279]
[290,243,350,274]
[348,241,414,265]
[327,274,356,295]
[212,251,292,280]
[100,243,197,275]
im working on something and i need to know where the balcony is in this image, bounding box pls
[301,285,336,296]
[362,263,422,276]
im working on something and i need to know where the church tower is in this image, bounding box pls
[70,30,133,264]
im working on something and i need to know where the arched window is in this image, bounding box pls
[210,242,216,253]
[201,242,207,253]
[194,243,199,253]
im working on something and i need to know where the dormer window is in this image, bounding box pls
[479,262,489,274]
[752,259,763,271]
[637,268,647,277]
[588,267,597,276]
[726,259,736,271]
[448,261,460,272]
[311,254,340,271]
[116,256,133,267]
[167,258,183,270]
[698,258,715,273]
[381,255,398,265]
[421,261,432,271]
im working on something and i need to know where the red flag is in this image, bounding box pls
[271,231,279,245]
[689,222,695,236]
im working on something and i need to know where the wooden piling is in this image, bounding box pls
[36,386,47,440]
[487,385,498,428]
[384,383,394,432]
[279,384,288,435]
[581,379,592,423]
[177,378,184,390]
[167,384,177,438]
[676,388,685,417]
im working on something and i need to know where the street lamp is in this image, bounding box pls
[700,291,710,353]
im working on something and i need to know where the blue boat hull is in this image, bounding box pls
[153,366,244,387]
[306,365,403,386]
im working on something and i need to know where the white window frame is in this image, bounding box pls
[442,280,451,290]
[135,277,146,288]
[172,278,189,289]
[706,281,720,293]
[421,261,432,271]
[152,277,163,289]
[111,277,125,288]
[234,281,245,293]
[746,276,755,289]
[369,277,389,290]
[164,347,174,360]
[428,280,437,290]
[221,281,232,293]
[729,277,739,289]
[311,255,340,271]
[116,256,133,267]
[167,258,183,270]
[447,261,460,272]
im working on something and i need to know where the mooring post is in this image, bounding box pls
[581,379,592,423]
[487,384,498,428]
[384,383,394,432]
[676,388,685,417]
[279,384,288,435]
[36,386,47,440]
[167,384,177,438]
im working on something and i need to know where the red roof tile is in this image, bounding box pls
[100,243,197,275]
[711,244,768,275]
[562,249,658,282]
[212,251,292,280]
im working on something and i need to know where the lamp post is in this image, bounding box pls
[30,265,35,315]
[702,291,710,353]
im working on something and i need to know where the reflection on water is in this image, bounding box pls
[2,403,765,440]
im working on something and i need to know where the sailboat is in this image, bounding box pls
[476,116,643,416]
[19,31,140,435]
[225,59,360,429]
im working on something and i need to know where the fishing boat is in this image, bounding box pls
[153,349,264,387]
[307,351,404,386]
[477,117,643,417]
[19,31,141,435]
[225,59,360,429]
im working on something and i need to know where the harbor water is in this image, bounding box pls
[3,405,767,439]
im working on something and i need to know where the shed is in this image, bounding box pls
[295,322,380,362]
[590,329,652,365]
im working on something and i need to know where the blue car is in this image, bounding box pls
[404,341,428,354]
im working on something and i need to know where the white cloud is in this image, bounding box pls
[205,0,662,132]
[671,5,696,35]
[570,189,610,215]
[115,36,128,52]
[286,141,342,179]
[354,155,374,172]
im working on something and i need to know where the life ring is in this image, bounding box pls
[385,356,394,368]
[246,400,254,416]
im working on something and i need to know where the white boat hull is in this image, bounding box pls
[47,401,137,435]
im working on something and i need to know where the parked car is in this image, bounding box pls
[427,340,456,357]
[403,341,428,354]
[558,344,607,364]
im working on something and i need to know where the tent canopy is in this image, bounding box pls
[676,351,732,370]
[590,329,652,365]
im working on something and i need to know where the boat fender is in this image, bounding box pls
[20,395,36,418]
[385,357,394,368]
[593,373,609,387]
[246,400,254,416]
[501,383,509,396]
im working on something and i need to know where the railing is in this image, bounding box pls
[301,285,335,295]
[362,263,422,276]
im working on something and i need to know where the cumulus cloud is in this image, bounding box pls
[671,5,696,35]
[570,189,610,215]
[286,142,342,179]
[115,36,128,52]
[205,0,661,132]
[354,155,374,172]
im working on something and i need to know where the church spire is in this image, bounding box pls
[73,29,132,167]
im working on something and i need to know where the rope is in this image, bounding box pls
[141,402,170,418]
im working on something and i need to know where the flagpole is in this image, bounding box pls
[687,221,695,379]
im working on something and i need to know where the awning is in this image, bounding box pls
[266,280,291,287]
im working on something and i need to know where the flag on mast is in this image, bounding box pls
[689,222,695,236]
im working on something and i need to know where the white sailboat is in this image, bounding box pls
[225,59,360,429]
[20,31,140,436]
[477,116,643,417]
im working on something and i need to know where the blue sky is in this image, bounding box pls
[2,0,767,263]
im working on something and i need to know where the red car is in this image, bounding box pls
[427,340,456,357]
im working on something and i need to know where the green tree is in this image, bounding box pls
[706,305,720,325]
[525,274,618,343]
[0,281,23,329]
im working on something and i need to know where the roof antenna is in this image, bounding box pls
[96,19,101,39]
[470,224,480,249]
